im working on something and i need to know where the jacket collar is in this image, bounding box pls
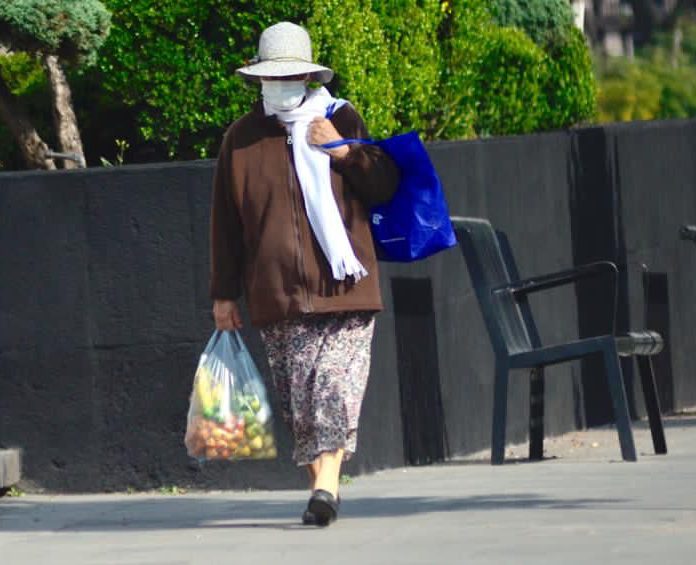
[250,100,287,134]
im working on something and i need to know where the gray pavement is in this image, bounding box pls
[2,415,696,564]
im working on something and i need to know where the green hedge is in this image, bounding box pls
[95,0,595,152]
[437,0,595,138]
[95,0,308,157]
[308,0,396,138]
[433,0,489,139]
[540,27,597,130]
[471,26,546,136]
[369,0,444,136]
[490,0,573,45]
[1,0,599,169]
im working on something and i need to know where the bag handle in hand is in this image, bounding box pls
[229,330,245,352]
[323,102,375,151]
[320,138,374,150]
[203,330,224,354]
[204,330,246,355]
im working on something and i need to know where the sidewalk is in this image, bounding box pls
[2,415,696,564]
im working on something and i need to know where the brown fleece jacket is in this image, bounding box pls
[209,101,399,328]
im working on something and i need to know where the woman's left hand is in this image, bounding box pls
[308,117,349,159]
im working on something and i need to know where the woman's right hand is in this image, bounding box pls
[213,300,243,331]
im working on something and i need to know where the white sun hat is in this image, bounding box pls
[236,22,334,83]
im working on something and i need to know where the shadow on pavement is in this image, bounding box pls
[0,493,625,533]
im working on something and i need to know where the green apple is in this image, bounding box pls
[246,423,262,439]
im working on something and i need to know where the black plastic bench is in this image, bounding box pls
[451,217,667,464]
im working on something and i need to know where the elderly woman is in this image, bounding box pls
[210,21,398,526]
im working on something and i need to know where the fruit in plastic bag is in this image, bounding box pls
[184,331,278,462]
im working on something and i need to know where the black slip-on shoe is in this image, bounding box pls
[307,489,339,527]
[302,494,340,525]
[302,494,341,525]
[302,508,317,525]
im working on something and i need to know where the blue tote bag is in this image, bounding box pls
[322,130,457,262]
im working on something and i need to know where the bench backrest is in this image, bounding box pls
[451,217,534,357]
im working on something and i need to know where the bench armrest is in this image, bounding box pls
[492,261,618,298]
[493,261,619,335]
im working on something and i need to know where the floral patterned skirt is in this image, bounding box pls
[259,311,375,466]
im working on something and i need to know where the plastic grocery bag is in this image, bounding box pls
[184,330,277,461]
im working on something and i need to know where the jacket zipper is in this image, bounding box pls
[286,135,313,313]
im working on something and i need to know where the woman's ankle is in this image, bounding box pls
[312,449,343,498]
[306,463,318,492]
[313,483,338,498]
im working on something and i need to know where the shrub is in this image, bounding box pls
[434,0,492,139]
[0,0,604,169]
[438,1,546,137]
[370,0,444,136]
[595,22,696,125]
[489,0,574,45]
[539,26,597,130]
[656,64,696,119]
[96,0,308,158]
[597,59,696,123]
[644,21,696,119]
[308,0,396,138]
[596,59,662,122]
[472,27,546,135]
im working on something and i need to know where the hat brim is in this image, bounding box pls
[236,60,334,84]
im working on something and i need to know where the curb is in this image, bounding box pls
[0,449,22,490]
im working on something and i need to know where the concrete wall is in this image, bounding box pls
[609,120,696,414]
[1,119,694,492]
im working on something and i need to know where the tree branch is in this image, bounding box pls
[42,54,85,169]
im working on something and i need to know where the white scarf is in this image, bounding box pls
[263,87,368,282]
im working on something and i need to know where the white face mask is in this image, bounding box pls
[261,79,307,111]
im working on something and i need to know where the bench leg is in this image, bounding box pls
[603,347,637,461]
[637,356,667,454]
[491,362,509,465]
[529,366,544,461]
